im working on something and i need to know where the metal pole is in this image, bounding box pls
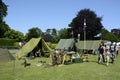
[84,19,86,52]
[78,34,80,42]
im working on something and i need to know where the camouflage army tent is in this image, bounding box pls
[76,40,101,50]
[0,48,15,62]
[55,38,75,51]
[15,37,52,60]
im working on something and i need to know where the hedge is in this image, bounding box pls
[0,38,17,48]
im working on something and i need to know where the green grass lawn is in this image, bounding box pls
[0,53,120,80]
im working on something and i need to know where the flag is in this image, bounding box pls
[94,33,102,37]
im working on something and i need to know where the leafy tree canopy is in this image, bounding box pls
[0,0,9,38]
[58,28,70,39]
[102,28,120,42]
[42,34,54,42]
[4,29,24,42]
[111,28,120,38]
[69,8,103,40]
[27,27,42,40]
[45,28,57,36]
[0,21,10,38]
[0,0,8,22]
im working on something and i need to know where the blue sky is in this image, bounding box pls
[3,0,120,34]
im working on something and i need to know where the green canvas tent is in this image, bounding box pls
[55,39,75,51]
[15,37,52,60]
[0,48,15,62]
[76,40,101,50]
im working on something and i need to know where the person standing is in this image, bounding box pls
[115,44,119,56]
[105,49,110,66]
[19,42,22,48]
[98,43,105,64]
[110,42,116,64]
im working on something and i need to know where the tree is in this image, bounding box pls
[0,0,9,38]
[46,29,51,34]
[42,34,54,42]
[53,36,59,43]
[111,28,120,38]
[0,0,8,22]
[27,27,42,40]
[4,29,24,42]
[102,28,120,42]
[69,9,103,40]
[52,28,57,36]
[58,28,70,39]
[0,21,10,38]
[43,28,58,43]
[45,28,57,36]
[24,33,29,41]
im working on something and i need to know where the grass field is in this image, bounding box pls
[0,53,120,80]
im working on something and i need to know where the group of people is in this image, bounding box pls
[98,42,119,66]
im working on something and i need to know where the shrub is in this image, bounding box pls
[14,42,19,47]
[0,38,17,49]
[0,38,15,46]
[47,43,57,49]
